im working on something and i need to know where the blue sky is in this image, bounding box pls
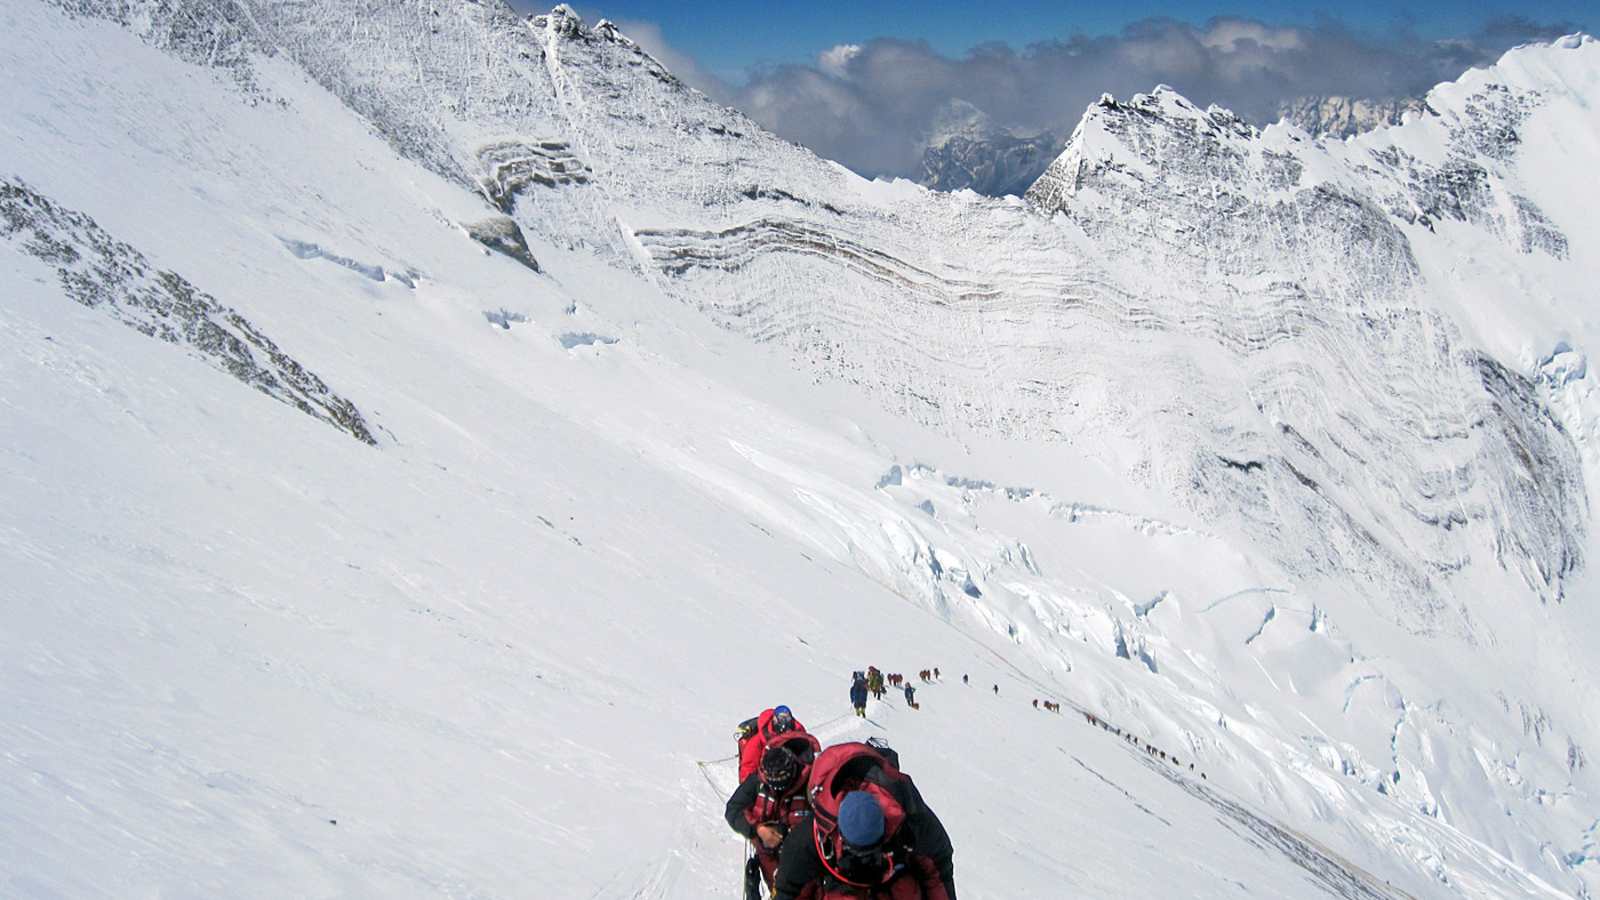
[570,0,1592,81]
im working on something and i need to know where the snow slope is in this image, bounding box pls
[3,2,1599,897]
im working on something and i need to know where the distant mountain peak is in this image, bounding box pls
[1277,95,1431,139]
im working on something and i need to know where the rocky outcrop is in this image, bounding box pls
[0,178,376,445]
[476,141,592,213]
[466,216,541,273]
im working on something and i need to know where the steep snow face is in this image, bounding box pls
[1025,82,1588,624]
[6,2,1600,897]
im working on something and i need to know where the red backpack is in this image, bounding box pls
[771,731,823,766]
[806,743,914,889]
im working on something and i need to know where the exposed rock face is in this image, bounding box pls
[1277,95,1429,139]
[919,131,1064,197]
[1361,84,1569,258]
[466,216,542,272]
[0,178,376,445]
[476,141,592,213]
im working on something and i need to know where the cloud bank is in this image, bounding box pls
[622,15,1581,182]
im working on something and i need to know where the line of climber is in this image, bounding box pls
[1082,710,1207,780]
[854,667,945,715]
[728,670,1211,897]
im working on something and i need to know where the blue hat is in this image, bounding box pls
[773,705,792,717]
[837,791,885,847]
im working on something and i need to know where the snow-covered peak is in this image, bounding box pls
[530,3,582,35]
[1033,31,1600,210]
[1410,31,1599,138]
[924,98,994,144]
[1025,82,1260,214]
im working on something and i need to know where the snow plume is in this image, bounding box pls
[662,14,1586,186]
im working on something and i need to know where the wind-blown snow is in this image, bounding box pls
[3,2,1599,897]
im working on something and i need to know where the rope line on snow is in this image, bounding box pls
[697,655,1415,898]
[695,760,728,799]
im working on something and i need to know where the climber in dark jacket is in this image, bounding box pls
[772,742,955,900]
[727,737,822,891]
[850,673,869,717]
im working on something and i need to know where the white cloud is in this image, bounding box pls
[1199,19,1305,52]
[818,43,863,79]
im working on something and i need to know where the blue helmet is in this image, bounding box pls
[771,705,795,732]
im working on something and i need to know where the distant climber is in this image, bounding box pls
[992,684,999,695]
[1032,699,1039,709]
[726,735,823,897]
[904,683,918,709]
[962,674,968,685]
[867,667,885,700]
[771,741,955,900]
[736,705,808,782]
[851,672,869,718]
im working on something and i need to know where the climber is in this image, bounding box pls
[726,734,823,896]
[736,705,808,782]
[770,741,955,899]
